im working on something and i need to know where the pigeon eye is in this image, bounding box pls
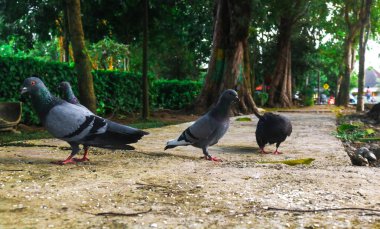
[31,81,36,86]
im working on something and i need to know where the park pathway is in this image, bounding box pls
[0,106,379,228]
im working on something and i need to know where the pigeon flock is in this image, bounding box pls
[20,76,292,165]
[21,77,148,164]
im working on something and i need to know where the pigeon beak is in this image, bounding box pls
[20,87,28,94]
[234,96,240,102]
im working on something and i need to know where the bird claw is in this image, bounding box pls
[260,149,270,154]
[205,156,223,162]
[73,157,90,162]
[273,151,283,155]
[52,158,76,165]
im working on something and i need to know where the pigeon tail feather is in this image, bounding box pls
[164,139,190,150]
[252,108,263,119]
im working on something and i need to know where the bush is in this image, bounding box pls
[0,56,201,125]
[152,79,202,110]
[302,87,315,106]
[253,91,269,106]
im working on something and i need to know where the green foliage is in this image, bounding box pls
[87,37,130,71]
[336,122,375,141]
[0,57,201,125]
[253,91,269,106]
[0,37,60,62]
[350,72,359,90]
[152,79,202,110]
[302,87,315,106]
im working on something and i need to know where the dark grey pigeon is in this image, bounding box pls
[58,81,80,105]
[164,89,239,161]
[253,110,292,154]
[58,81,95,160]
[21,77,149,165]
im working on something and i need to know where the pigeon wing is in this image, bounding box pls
[180,114,217,144]
[44,102,107,142]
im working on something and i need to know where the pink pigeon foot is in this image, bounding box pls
[52,155,76,165]
[204,155,223,162]
[273,150,283,155]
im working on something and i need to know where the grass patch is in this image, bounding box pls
[0,130,52,145]
[0,118,182,144]
[235,117,252,122]
[335,122,375,141]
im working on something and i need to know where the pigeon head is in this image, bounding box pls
[211,89,239,118]
[58,81,79,104]
[58,81,71,91]
[21,77,48,96]
[20,77,57,120]
[219,89,239,104]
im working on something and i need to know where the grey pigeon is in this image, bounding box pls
[59,81,80,105]
[21,77,149,165]
[58,81,95,160]
[164,89,239,161]
[253,111,292,154]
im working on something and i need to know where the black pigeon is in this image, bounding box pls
[164,89,239,161]
[253,111,292,154]
[21,77,149,164]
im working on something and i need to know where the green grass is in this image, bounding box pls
[235,117,252,122]
[0,130,52,145]
[335,122,375,141]
[0,119,180,144]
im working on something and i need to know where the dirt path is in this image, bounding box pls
[0,108,379,228]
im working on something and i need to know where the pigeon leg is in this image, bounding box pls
[202,147,223,162]
[273,150,283,155]
[53,143,80,165]
[260,147,270,154]
[273,143,283,155]
[74,145,90,162]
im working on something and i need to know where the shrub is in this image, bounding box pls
[253,91,269,107]
[152,79,202,110]
[0,56,201,125]
[302,87,315,106]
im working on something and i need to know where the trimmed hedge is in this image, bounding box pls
[152,79,202,110]
[0,56,201,125]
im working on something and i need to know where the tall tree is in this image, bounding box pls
[357,0,372,111]
[65,0,97,112]
[336,0,364,106]
[62,0,70,63]
[142,0,149,119]
[268,0,310,107]
[193,0,257,114]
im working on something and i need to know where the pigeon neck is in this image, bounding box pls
[211,98,232,119]
[30,87,58,121]
[65,88,79,104]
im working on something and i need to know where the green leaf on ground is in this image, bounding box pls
[258,158,315,166]
[236,117,252,122]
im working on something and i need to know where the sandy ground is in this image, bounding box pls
[0,108,380,228]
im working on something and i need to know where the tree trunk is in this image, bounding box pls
[62,0,70,63]
[336,0,368,106]
[357,0,372,112]
[268,17,293,107]
[66,0,97,113]
[336,39,353,106]
[193,0,258,114]
[142,0,149,119]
